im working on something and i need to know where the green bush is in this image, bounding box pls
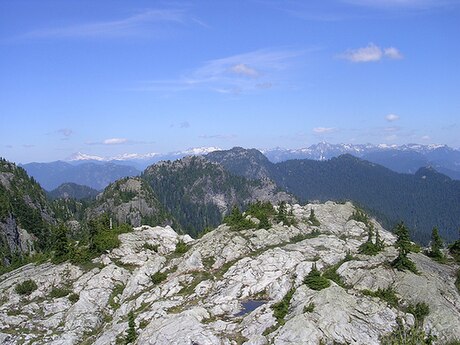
[91,230,121,254]
[392,253,418,274]
[308,209,321,226]
[49,287,71,298]
[407,302,429,327]
[15,279,38,295]
[68,293,79,303]
[224,206,256,231]
[303,302,315,313]
[125,310,137,344]
[151,271,167,285]
[380,317,436,345]
[143,243,159,252]
[174,240,189,254]
[362,287,399,308]
[359,240,381,256]
[271,288,295,323]
[304,264,331,291]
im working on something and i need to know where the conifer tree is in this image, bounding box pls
[392,222,418,273]
[53,223,69,263]
[429,227,443,259]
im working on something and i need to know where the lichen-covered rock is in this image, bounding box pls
[1,202,459,344]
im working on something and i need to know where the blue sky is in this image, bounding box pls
[1,0,459,163]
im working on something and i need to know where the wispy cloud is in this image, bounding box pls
[136,48,302,94]
[87,137,128,145]
[384,47,404,59]
[313,127,337,134]
[385,113,400,122]
[229,64,260,78]
[103,138,128,145]
[20,9,190,39]
[199,134,237,140]
[339,43,403,62]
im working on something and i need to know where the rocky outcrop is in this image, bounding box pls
[0,202,459,344]
[87,177,174,228]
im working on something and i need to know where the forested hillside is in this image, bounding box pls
[0,158,55,265]
[143,156,293,237]
[206,148,460,244]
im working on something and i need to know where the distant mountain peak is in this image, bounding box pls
[67,152,105,162]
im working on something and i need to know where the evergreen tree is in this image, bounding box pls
[276,201,288,224]
[258,213,270,229]
[53,223,69,263]
[125,310,136,344]
[394,222,412,256]
[392,222,418,273]
[429,227,443,259]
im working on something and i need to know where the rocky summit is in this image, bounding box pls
[0,202,459,345]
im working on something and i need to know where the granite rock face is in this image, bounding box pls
[0,202,459,345]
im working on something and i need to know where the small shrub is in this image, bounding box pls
[407,302,429,327]
[174,240,189,254]
[92,230,121,254]
[392,253,418,274]
[224,206,257,231]
[68,293,79,303]
[125,310,136,344]
[359,240,381,256]
[323,265,344,287]
[362,287,399,308]
[15,279,37,295]
[303,302,315,313]
[109,284,125,309]
[291,230,321,243]
[380,316,436,345]
[449,240,460,263]
[271,288,295,323]
[151,271,167,285]
[49,287,71,298]
[304,264,331,291]
[308,209,320,226]
[143,243,159,252]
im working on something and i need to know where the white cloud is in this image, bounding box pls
[137,48,301,94]
[384,126,400,132]
[340,43,403,62]
[341,43,382,62]
[384,47,403,59]
[385,113,400,122]
[21,9,188,39]
[421,135,431,140]
[229,64,259,78]
[313,127,337,134]
[103,138,128,145]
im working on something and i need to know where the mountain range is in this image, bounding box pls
[23,144,460,190]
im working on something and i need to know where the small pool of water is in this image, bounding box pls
[234,300,267,317]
